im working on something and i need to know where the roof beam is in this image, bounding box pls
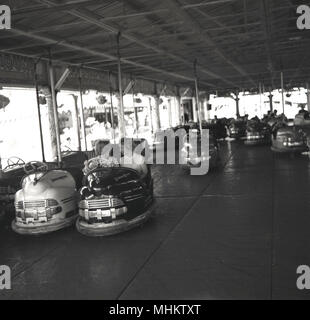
[14,0,236,17]
[182,0,237,9]
[13,0,100,16]
[260,0,275,88]
[8,28,200,84]
[164,0,256,87]
[34,0,235,87]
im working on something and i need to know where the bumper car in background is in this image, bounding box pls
[228,119,247,139]
[245,120,271,146]
[271,126,308,154]
[12,162,78,235]
[76,160,154,237]
[150,123,198,151]
[181,132,220,172]
[60,149,89,188]
[294,113,310,126]
[205,119,228,140]
[94,138,149,158]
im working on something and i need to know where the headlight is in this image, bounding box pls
[15,201,23,210]
[49,206,62,215]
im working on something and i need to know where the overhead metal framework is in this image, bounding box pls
[1,0,309,93]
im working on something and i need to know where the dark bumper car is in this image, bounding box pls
[271,126,308,153]
[205,120,228,140]
[181,133,220,172]
[76,164,154,237]
[59,150,89,188]
[228,120,246,139]
[0,157,30,218]
[245,121,271,146]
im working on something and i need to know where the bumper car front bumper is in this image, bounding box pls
[229,132,243,139]
[245,138,270,146]
[12,214,77,235]
[76,204,155,237]
[271,145,308,153]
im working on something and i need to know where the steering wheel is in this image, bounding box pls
[62,145,73,152]
[24,161,48,175]
[5,157,25,170]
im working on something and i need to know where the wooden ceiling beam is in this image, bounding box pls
[260,0,275,87]
[164,0,256,87]
[33,0,235,87]
[8,28,206,84]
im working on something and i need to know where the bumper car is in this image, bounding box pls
[12,162,78,235]
[76,158,154,237]
[151,124,197,151]
[228,120,246,139]
[0,151,87,219]
[205,120,228,140]
[0,157,31,218]
[181,133,220,171]
[294,113,310,126]
[271,126,308,154]
[60,149,89,188]
[244,121,271,146]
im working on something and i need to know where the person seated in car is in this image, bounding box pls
[251,116,260,123]
[263,111,272,121]
[271,113,287,139]
[211,115,218,124]
[298,105,310,119]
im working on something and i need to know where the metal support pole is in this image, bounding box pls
[132,81,139,138]
[235,94,240,118]
[34,62,46,162]
[105,106,108,125]
[269,90,273,112]
[108,72,116,141]
[194,60,203,132]
[306,83,310,113]
[148,97,154,134]
[71,94,81,151]
[117,33,125,138]
[175,86,183,125]
[48,61,62,165]
[154,94,161,131]
[168,98,173,128]
[205,93,210,121]
[281,72,285,114]
[78,69,88,151]
[259,82,263,117]
[175,95,182,125]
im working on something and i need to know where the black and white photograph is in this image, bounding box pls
[0,0,310,303]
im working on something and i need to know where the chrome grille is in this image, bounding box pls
[24,201,46,209]
[87,199,110,209]
[83,198,124,209]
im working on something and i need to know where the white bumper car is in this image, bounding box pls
[12,162,78,235]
